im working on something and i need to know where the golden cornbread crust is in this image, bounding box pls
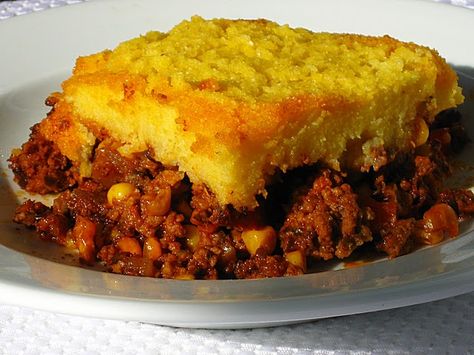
[37,16,463,208]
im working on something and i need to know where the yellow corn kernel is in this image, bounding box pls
[285,250,307,272]
[117,236,142,256]
[143,237,162,261]
[414,118,429,147]
[65,234,76,250]
[109,228,121,242]
[73,216,97,263]
[146,186,172,216]
[175,273,195,280]
[185,225,201,252]
[241,226,277,256]
[107,182,135,204]
[415,203,459,245]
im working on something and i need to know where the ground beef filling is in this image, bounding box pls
[10,110,474,279]
[9,124,77,194]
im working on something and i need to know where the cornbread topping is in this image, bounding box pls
[9,17,474,279]
[30,16,462,208]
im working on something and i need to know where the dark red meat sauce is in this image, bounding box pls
[9,109,474,279]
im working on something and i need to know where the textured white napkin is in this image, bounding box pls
[1,1,474,354]
[437,0,474,8]
[0,0,473,19]
[1,293,474,354]
[0,0,85,19]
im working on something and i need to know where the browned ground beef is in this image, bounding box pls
[9,109,474,279]
[9,125,77,194]
[280,170,373,261]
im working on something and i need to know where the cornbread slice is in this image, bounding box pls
[37,16,463,208]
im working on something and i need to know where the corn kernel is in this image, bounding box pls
[109,228,121,242]
[145,186,172,216]
[175,273,195,280]
[414,118,429,147]
[73,216,96,263]
[185,225,201,252]
[241,226,277,256]
[285,250,306,272]
[117,236,142,256]
[143,237,162,260]
[415,203,459,245]
[107,182,136,204]
[65,234,76,250]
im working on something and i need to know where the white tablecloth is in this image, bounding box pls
[1,1,473,354]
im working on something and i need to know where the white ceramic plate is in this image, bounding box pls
[1,0,474,329]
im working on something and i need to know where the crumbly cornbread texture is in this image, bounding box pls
[39,16,463,208]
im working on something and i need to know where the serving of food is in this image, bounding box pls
[8,16,474,280]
